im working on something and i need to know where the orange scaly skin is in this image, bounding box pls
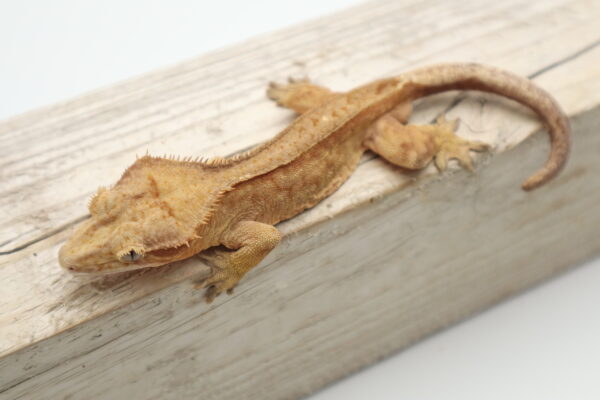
[59,63,571,302]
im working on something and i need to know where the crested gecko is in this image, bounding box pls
[59,63,571,302]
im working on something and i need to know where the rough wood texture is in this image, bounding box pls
[1,0,599,399]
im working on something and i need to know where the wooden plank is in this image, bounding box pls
[1,0,599,398]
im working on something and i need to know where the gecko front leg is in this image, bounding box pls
[197,221,281,303]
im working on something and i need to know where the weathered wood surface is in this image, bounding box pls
[1,0,599,398]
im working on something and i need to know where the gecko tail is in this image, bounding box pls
[402,63,571,190]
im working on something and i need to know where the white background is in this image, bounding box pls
[1,1,599,399]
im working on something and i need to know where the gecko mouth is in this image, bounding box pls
[59,247,134,275]
[60,250,166,276]
[61,258,163,275]
[63,263,120,276]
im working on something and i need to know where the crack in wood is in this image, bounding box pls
[433,37,600,120]
[529,37,600,79]
[0,215,89,256]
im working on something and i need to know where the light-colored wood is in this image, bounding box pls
[1,0,599,398]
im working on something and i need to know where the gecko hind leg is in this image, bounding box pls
[196,221,281,303]
[267,78,337,114]
[365,111,489,172]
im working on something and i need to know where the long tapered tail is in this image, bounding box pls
[401,63,570,190]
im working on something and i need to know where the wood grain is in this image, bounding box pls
[1,0,599,398]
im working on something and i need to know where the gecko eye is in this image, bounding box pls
[119,248,143,263]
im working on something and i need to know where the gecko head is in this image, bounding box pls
[59,173,198,275]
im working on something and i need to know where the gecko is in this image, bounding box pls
[59,63,571,302]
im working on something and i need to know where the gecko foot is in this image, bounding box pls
[195,249,241,303]
[267,77,310,106]
[194,268,240,303]
[266,78,337,114]
[433,115,490,171]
